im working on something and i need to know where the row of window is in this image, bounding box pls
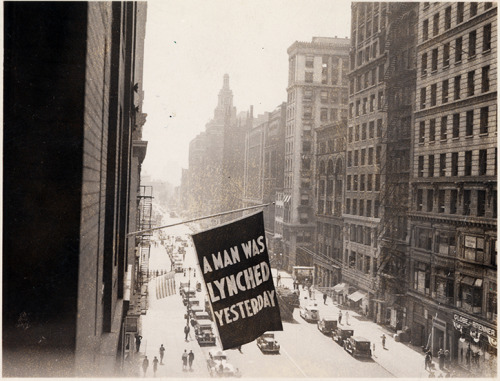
[347,224,374,247]
[350,64,384,94]
[418,106,491,143]
[346,173,381,192]
[421,26,492,76]
[349,119,383,142]
[345,198,380,218]
[417,148,496,178]
[420,66,491,109]
[421,3,493,42]
[350,91,385,116]
[303,88,348,104]
[346,249,372,274]
[415,187,497,218]
[347,146,382,167]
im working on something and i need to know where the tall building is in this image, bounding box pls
[284,37,350,272]
[407,2,497,374]
[345,3,418,320]
[3,2,148,377]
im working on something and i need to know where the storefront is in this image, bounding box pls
[332,282,349,304]
[453,313,497,377]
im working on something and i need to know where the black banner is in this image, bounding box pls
[191,212,283,349]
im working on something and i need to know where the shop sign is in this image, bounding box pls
[453,313,496,338]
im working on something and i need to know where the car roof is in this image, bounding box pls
[196,319,213,325]
[352,336,370,342]
[322,316,337,321]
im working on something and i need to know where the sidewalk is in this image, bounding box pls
[275,270,453,378]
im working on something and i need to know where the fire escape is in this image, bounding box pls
[374,4,417,327]
[136,185,153,314]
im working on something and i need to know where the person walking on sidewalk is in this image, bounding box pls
[135,334,143,353]
[142,356,149,377]
[182,350,188,371]
[188,350,195,371]
[425,351,432,370]
[323,292,327,305]
[338,310,343,325]
[153,356,159,377]
[345,311,350,325]
[381,334,386,349]
[184,324,190,342]
[159,344,165,365]
[438,349,445,370]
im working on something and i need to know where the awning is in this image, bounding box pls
[332,283,347,293]
[283,195,291,203]
[348,290,366,302]
[461,276,476,286]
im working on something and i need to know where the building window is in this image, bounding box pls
[433,13,439,36]
[375,174,380,191]
[369,121,374,139]
[440,153,446,176]
[438,190,445,213]
[359,199,364,216]
[361,149,366,166]
[428,155,435,177]
[442,79,449,103]
[431,48,438,71]
[378,64,384,83]
[417,189,423,211]
[374,199,380,217]
[355,125,360,141]
[445,6,452,30]
[429,119,436,142]
[353,175,358,191]
[430,84,437,106]
[467,71,475,96]
[362,124,367,140]
[480,107,489,134]
[376,146,381,165]
[452,152,459,176]
[346,198,351,214]
[354,150,359,166]
[305,72,313,83]
[416,228,433,251]
[454,75,461,100]
[378,91,384,110]
[420,87,426,109]
[370,94,375,112]
[347,151,352,167]
[466,110,473,136]
[453,113,460,138]
[457,3,464,23]
[464,151,472,175]
[460,278,483,314]
[421,53,428,75]
[427,189,434,212]
[304,89,313,100]
[377,119,382,137]
[479,149,487,176]
[303,105,312,119]
[485,2,493,10]
[450,189,458,214]
[440,116,447,140]
[455,37,463,62]
[464,189,471,215]
[352,199,357,215]
[470,2,478,17]
[469,31,477,58]
[419,121,425,143]
[305,55,314,68]
[482,66,490,93]
[443,43,450,67]
[423,19,429,41]
[367,173,373,191]
[483,24,492,52]
[320,108,328,121]
[418,156,424,177]
[371,67,377,86]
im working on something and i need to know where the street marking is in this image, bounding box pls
[280,347,308,377]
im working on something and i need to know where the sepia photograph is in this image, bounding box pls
[2,0,498,378]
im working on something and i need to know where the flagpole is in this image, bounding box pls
[127,202,274,236]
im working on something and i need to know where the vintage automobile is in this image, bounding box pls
[332,327,354,345]
[207,350,240,377]
[317,316,338,336]
[299,304,320,323]
[343,336,372,358]
[174,261,184,273]
[184,297,201,308]
[193,310,211,322]
[189,305,204,319]
[195,319,216,346]
[256,333,280,354]
[180,287,196,300]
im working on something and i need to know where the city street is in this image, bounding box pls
[135,215,450,378]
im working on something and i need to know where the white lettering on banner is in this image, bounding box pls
[213,290,276,326]
[206,262,271,302]
[453,313,496,338]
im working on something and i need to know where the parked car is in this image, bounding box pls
[207,350,239,377]
[194,311,211,322]
[256,333,280,354]
[195,319,216,346]
[332,327,354,345]
[299,304,320,322]
[343,336,372,358]
[189,305,204,319]
[317,316,337,336]
[180,287,196,300]
[174,261,184,273]
[184,297,200,308]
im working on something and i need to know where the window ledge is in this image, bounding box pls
[455,60,462,66]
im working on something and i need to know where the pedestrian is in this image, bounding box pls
[153,356,159,376]
[323,292,327,305]
[184,324,190,341]
[338,310,343,325]
[308,286,312,298]
[438,349,445,370]
[444,350,450,369]
[381,334,386,349]
[237,345,243,353]
[277,273,281,286]
[425,351,432,370]
[346,311,350,325]
[182,349,188,371]
[142,356,149,377]
[159,344,165,365]
[135,334,143,353]
[188,349,194,370]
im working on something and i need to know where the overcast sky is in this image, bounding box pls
[141,0,352,186]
